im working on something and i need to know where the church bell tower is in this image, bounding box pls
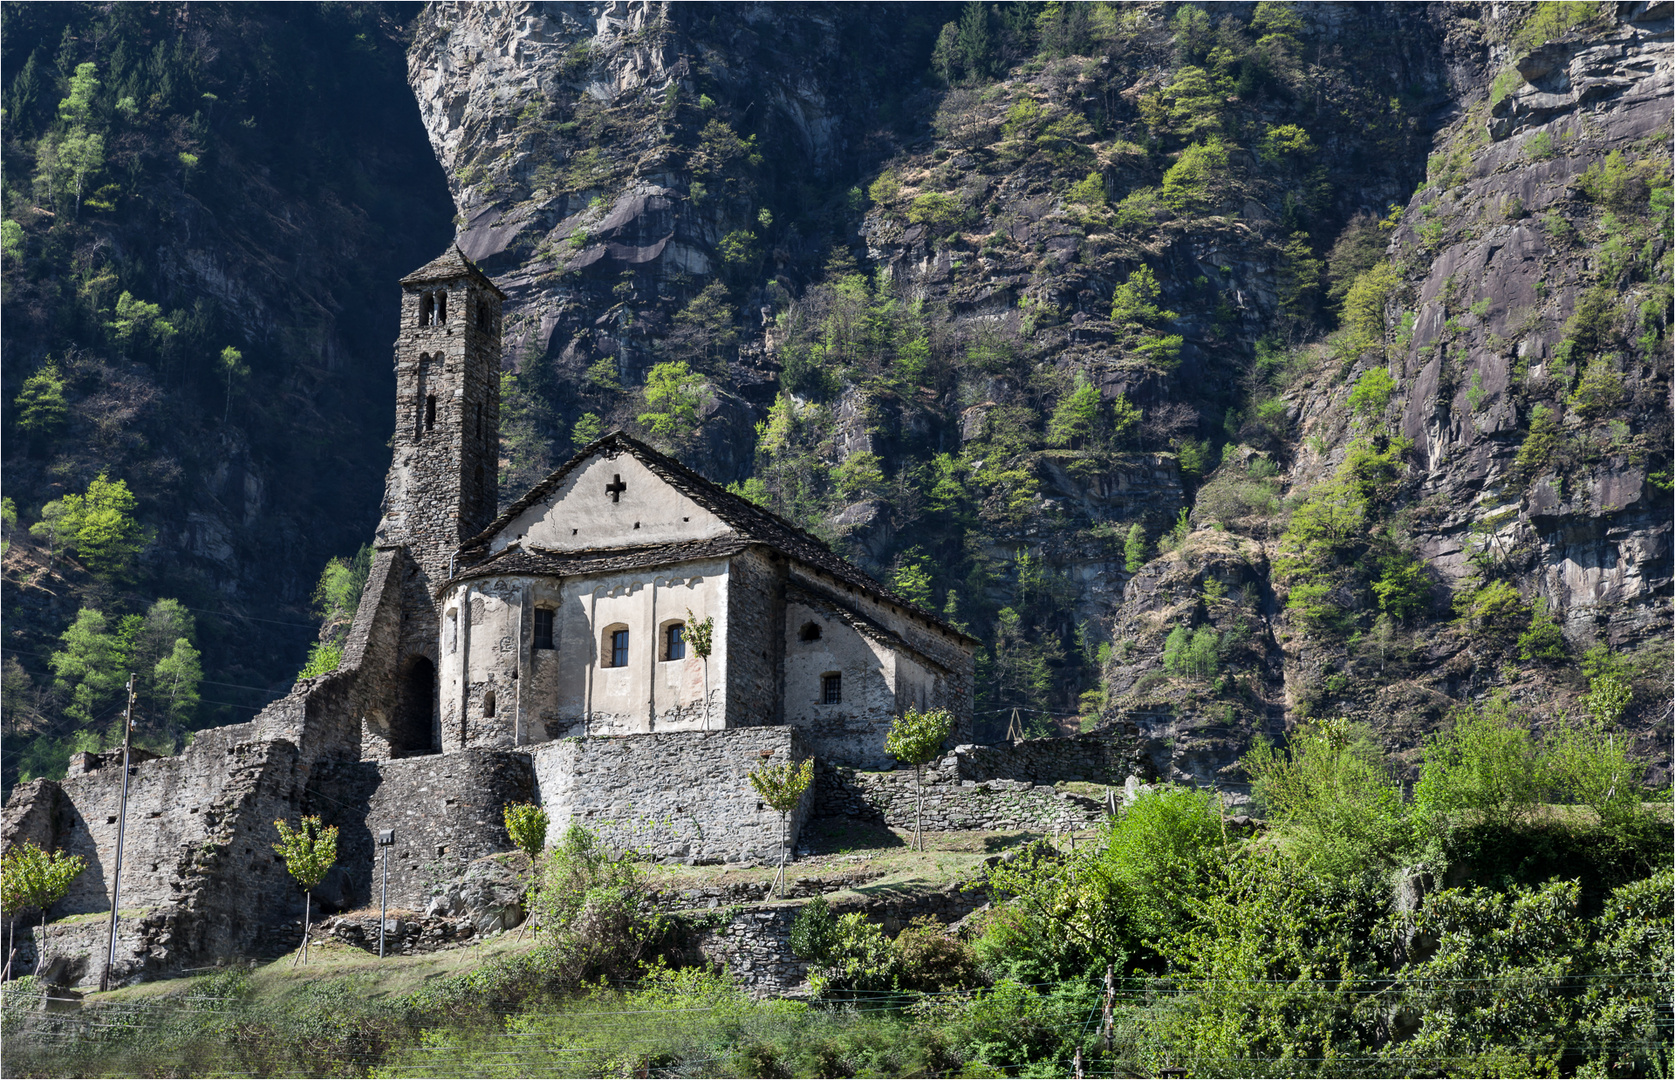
[375,245,505,586]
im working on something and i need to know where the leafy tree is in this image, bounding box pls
[636,361,705,442]
[28,501,69,568]
[1340,262,1399,357]
[1347,366,1396,418]
[1110,265,1182,369]
[150,636,201,732]
[107,291,176,354]
[1047,375,1103,449]
[1160,138,1231,214]
[1581,644,1633,725]
[14,364,68,436]
[889,557,934,608]
[833,450,884,500]
[272,816,338,966]
[503,801,549,937]
[670,282,737,369]
[1123,524,1148,573]
[1517,597,1566,661]
[685,608,714,729]
[788,895,839,962]
[1544,713,1646,831]
[1371,551,1429,620]
[49,608,128,730]
[218,346,247,424]
[571,412,605,448]
[747,757,813,897]
[884,707,955,851]
[1244,717,1412,875]
[58,472,144,578]
[1,841,87,979]
[1414,697,1546,832]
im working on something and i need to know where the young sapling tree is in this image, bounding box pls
[503,801,549,939]
[885,707,956,852]
[748,756,814,897]
[1,841,87,981]
[272,816,338,966]
[686,608,714,729]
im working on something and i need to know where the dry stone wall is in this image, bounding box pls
[313,749,534,911]
[817,766,1105,834]
[533,727,811,865]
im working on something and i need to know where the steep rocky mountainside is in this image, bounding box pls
[3,1,1668,796]
[1,3,454,788]
[404,0,1672,784]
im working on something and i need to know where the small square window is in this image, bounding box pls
[822,672,842,705]
[611,629,629,668]
[533,608,555,651]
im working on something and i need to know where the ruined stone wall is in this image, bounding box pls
[723,547,786,730]
[692,885,988,998]
[953,724,1150,787]
[312,749,534,911]
[816,755,1106,834]
[532,727,810,865]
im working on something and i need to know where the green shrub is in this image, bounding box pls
[1568,355,1624,420]
[1414,696,1546,831]
[1347,366,1397,418]
[1244,717,1412,875]
[1517,597,1567,661]
[906,190,967,233]
[1340,262,1399,358]
[1160,138,1231,214]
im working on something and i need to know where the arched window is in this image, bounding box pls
[483,689,496,718]
[664,622,686,661]
[800,622,822,642]
[436,291,447,324]
[419,293,434,326]
[602,625,629,668]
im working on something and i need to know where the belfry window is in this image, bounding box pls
[483,689,496,718]
[822,672,842,705]
[435,291,447,324]
[665,623,686,661]
[533,608,555,651]
[419,293,434,326]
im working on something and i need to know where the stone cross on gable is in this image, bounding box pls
[606,474,627,502]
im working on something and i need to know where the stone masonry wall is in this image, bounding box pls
[313,748,534,911]
[816,763,1106,833]
[693,884,989,998]
[533,727,811,865]
[724,547,787,730]
[953,722,1152,787]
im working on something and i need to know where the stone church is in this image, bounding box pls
[367,245,975,767]
[0,246,975,986]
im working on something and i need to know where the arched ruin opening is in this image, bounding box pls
[391,656,437,757]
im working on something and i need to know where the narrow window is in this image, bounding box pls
[483,689,496,718]
[533,608,555,651]
[475,403,483,438]
[436,291,447,324]
[800,622,822,642]
[611,628,629,668]
[420,293,434,326]
[822,672,842,704]
[425,395,436,432]
[665,623,685,661]
[445,610,458,653]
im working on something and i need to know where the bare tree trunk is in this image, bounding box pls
[4,915,14,982]
[33,910,47,978]
[915,766,925,852]
[294,891,311,967]
[775,812,789,898]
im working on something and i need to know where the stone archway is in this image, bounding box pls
[391,656,437,757]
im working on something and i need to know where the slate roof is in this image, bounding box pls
[456,431,977,644]
[400,244,508,299]
[453,537,752,584]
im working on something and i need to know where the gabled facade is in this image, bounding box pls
[431,433,977,768]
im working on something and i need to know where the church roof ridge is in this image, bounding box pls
[457,430,977,644]
[400,243,508,299]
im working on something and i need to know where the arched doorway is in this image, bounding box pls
[391,657,437,757]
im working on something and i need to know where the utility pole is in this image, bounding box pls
[100,674,136,992]
[378,830,394,958]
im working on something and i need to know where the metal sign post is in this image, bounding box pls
[99,675,136,992]
[377,830,394,958]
